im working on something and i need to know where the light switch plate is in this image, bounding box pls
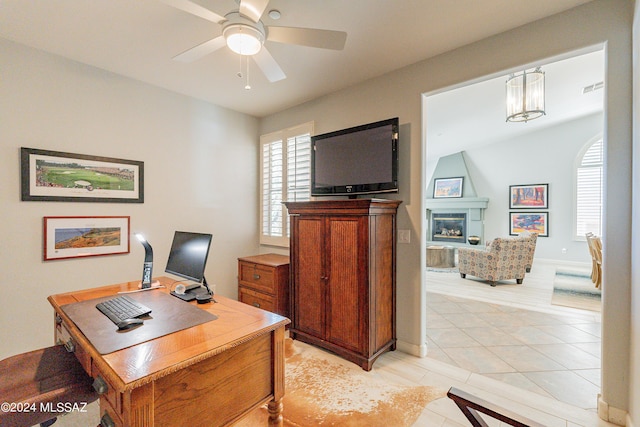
[398,229,410,244]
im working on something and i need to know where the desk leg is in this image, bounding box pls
[269,326,286,427]
[267,399,283,426]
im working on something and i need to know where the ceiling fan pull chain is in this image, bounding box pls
[245,58,251,90]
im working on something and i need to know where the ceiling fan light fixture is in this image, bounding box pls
[224,24,264,55]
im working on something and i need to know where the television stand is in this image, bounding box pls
[285,198,401,370]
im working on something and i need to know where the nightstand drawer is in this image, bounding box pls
[238,254,290,318]
[239,287,275,312]
[239,262,276,294]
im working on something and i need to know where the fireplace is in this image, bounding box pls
[432,213,467,244]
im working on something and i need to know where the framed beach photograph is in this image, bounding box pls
[433,177,464,198]
[509,183,548,209]
[44,216,130,261]
[509,212,549,237]
[21,147,144,203]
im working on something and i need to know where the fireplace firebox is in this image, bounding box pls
[432,213,467,243]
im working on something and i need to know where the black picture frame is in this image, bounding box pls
[21,147,144,203]
[509,211,549,237]
[509,183,549,209]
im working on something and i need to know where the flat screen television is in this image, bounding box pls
[165,231,213,284]
[311,117,399,197]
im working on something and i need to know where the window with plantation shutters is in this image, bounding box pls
[575,138,603,239]
[260,122,313,246]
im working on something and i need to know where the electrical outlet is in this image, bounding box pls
[398,229,411,244]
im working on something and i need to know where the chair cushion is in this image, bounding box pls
[0,345,97,427]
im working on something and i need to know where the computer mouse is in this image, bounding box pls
[117,318,144,330]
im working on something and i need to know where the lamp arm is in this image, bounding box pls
[140,241,153,262]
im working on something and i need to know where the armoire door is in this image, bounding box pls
[325,216,367,353]
[291,216,325,338]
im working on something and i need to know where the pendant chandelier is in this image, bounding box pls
[506,67,546,123]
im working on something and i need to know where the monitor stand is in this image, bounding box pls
[170,277,216,302]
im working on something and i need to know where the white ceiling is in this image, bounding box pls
[425,49,605,163]
[0,0,594,117]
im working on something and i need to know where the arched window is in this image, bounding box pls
[575,138,603,239]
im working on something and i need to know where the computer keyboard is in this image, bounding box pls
[96,295,152,325]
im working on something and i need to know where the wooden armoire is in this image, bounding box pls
[284,199,401,371]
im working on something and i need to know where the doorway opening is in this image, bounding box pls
[420,46,605,411]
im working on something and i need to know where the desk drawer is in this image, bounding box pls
[239,287,275,312]
[239,262,276,294]
[99,395,123,427]
[92,361,122,417]
[55,316,91,373]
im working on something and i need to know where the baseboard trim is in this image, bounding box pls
[598,393,627,425]
[537,257,591,270]
[396,339,427,358]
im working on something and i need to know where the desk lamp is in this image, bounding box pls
[135,233,154,289]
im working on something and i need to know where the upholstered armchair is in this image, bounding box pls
[458,236,531,286]
[519,232,538,272]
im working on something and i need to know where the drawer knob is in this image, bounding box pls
[55,314,63,325]
[100,412,116,427]
[253,302,261,308]
[93,376,109,395]
[253,274,261,280]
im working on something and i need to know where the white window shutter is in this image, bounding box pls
[576,139,603,238]
[260,122,313,246]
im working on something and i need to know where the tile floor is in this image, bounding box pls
[425,292,601,410]
[409,258,611,426]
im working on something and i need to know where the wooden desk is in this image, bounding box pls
[48,276,290,427]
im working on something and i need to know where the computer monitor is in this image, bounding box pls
[165,231,212,284]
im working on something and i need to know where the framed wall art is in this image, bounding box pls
[44,216,130,261]
[509,212,549,237]
[509,183,548,209]
[21,147,144,203]
[433,177,464,198]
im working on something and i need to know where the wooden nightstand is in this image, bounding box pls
[238,253,290,318]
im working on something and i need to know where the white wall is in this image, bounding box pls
[629,2,640,426]
[462,113,602,263]
[0,40,260,359]
[259,0,633,420]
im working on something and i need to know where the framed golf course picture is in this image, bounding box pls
[21,147,144,203]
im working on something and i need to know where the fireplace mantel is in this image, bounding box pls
[425,197,489,210]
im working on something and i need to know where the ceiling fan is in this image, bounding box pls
[160,0,347,82]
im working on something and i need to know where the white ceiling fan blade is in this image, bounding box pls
[253,48,286,82]
[239,0,269,23]
[158,0,225,23]
[267,27,347,50]
[173,36,226,62]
